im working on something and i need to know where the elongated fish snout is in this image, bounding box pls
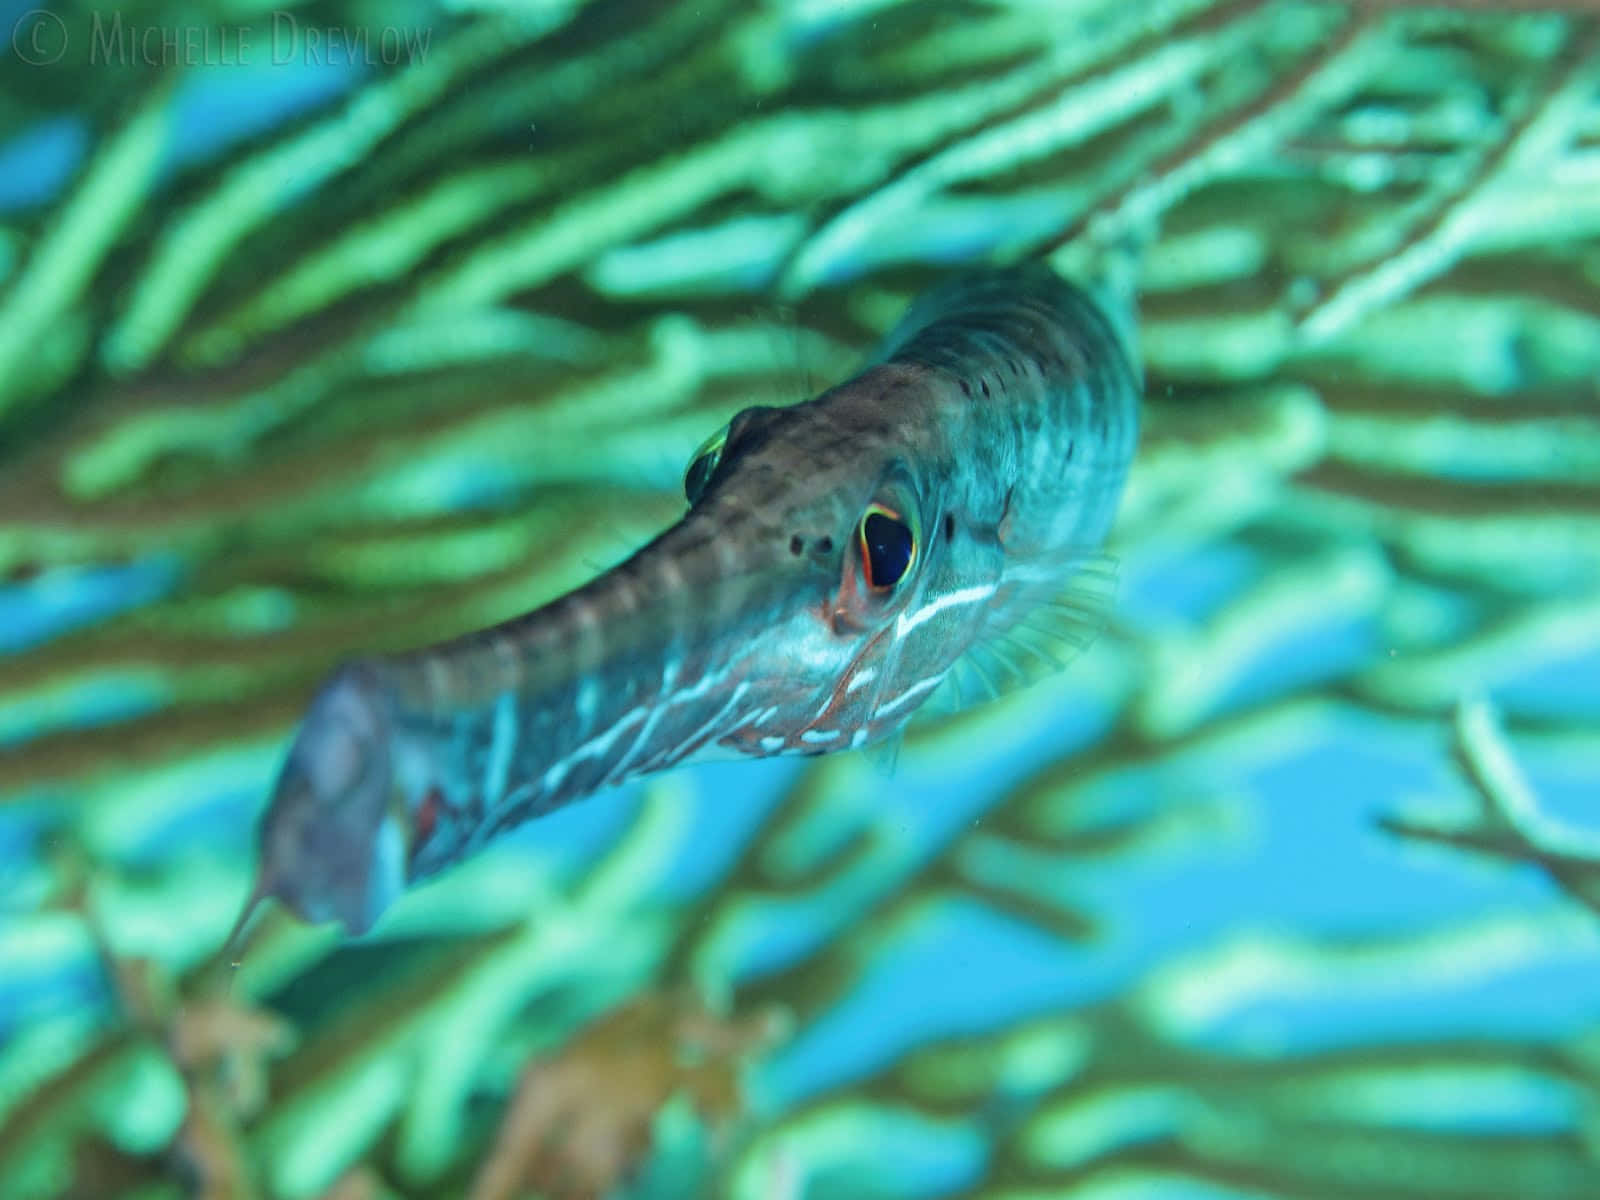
[252,664,406,935]
[240,267,1139,939]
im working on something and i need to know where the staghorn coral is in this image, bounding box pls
[2,0,1599,1197]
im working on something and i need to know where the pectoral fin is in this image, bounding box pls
[922,550,1118,717]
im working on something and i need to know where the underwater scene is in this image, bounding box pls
[3,0,1600,1197]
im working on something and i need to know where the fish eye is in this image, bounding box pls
[683,426,728,505]
[858,503,915,591]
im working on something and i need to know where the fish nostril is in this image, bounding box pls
[944,513,955,541]
[790,534,805,556]
[816,535,834,555]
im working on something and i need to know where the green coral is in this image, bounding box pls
[1,0,1598,1196]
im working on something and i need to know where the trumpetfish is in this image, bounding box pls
[233,264,1141,937]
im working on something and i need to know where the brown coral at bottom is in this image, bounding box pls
[470,992,782,1200]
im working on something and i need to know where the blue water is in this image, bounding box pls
[0,556,181,654]
[0,117,88,211]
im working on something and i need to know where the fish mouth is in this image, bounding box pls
[260,771,403,935]
[257,663,404,935]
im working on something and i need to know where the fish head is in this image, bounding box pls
[249,662,406,935]
[685,372,1003,740]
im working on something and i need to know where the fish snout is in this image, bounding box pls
[258,663,405,935]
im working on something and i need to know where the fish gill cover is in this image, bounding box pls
[1,0,1598,1197]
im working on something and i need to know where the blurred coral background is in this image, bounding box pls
[1,1,1598,1196]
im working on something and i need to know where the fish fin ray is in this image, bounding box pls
[919,550,1118,720]
[862,729,905,776]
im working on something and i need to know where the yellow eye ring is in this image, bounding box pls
[683,426,728,505]
[858,502,917,591]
